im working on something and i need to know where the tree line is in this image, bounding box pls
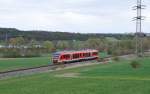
[0,36,150,58]
[0,27,134,41]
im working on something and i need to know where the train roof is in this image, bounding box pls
[52,49,98,55]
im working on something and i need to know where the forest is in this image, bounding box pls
[0,27,134,41]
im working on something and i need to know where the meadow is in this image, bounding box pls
[0,57,150,94]
[0,52,107,72]
[0,56,51,72]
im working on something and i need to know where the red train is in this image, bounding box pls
[52,49,99,64]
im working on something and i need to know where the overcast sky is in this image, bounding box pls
[0,0,150,33]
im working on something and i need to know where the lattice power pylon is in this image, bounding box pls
[133,0,145,56]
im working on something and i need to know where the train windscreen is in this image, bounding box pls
[52,53,60,59]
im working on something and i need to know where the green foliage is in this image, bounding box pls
[9,37,25,47]
[72,41,85,50]
[56,41,70,50]
[112,56,120,61]
[130,60,140,69]
[2,48,21,58]
[43,41,54,52]
[28,39,39,48]
[107,40,134,56]
[99,51,108,59]
[1,48,41,58]
[84,38,107,50]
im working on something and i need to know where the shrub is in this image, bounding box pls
[130,60,140,69]
[2,48,20,58]
[112,56,119,61]
[1,48,41,58]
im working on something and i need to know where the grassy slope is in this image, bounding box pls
[81,58,150,78]
[0,57,51,72]
[0,57,150,94]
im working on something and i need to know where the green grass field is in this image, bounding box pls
[0,57,51,72]
[0,52,107,72]
[0,57,150,94]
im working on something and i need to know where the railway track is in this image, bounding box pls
[0,52,149,79]
[0,60,101,79]
[0,64,55,79]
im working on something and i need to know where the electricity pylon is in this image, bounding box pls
[133,0,145,57]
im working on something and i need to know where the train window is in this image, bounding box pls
[93,52,98,56]
[66,55,70,59]
[80,53,82,57]
[88,53,90,57]
[83,53,86,57]
[73,53,79,59]
[77,54,79,58]
[86,53,88,57]
[83,52,91,57]
[73,54,75,59]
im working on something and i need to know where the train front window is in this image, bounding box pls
[52,53,60,59]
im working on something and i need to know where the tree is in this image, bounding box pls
[9,38,18,48]
[9,37,25,48]
[43,41,54,52]
[84,38,107,51]
[56,41,70,50]
[16,37,25,46]
[143,38,150,51]
[72,41,85,50]
[29,39,38,48]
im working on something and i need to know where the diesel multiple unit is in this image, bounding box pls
[52,49,99,64]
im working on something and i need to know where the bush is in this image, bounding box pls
[130,60,140,69]
[112,56,119,61]
[1,48,41,58]
[2,48,20,58]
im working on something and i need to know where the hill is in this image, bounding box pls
[0,27,133,41]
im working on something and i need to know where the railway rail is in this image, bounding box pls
[0,52,149,79]
[0,64,54,79]
[0,60,100,79]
